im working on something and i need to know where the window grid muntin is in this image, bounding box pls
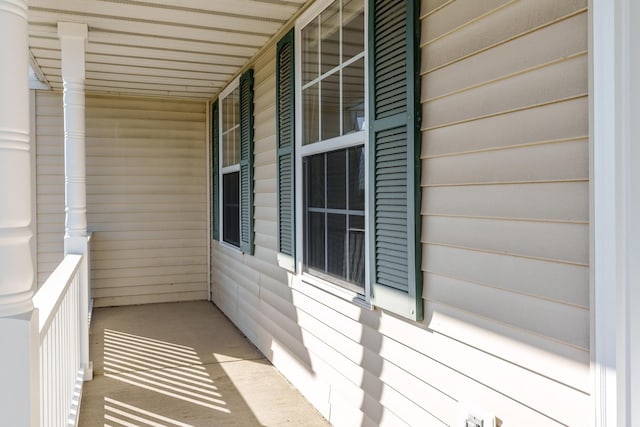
[303,147,365,289]
[301,51,363,91]
[222,86,240,168]
[301,0,364,145]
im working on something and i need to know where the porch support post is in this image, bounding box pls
[58,21,93,381]
[0,0,40,425]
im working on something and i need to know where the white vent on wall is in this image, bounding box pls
[458,401,496,427]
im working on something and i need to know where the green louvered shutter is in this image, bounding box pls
[368,0,422,320]
[211,100,220,241]
[239,69,255,254]
[276,30,296,265]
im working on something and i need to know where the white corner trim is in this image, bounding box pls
[591,0,618,424]
[591,0,640,425]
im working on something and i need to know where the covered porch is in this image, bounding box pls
[1,0,640,426]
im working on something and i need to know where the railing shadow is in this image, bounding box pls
[79,301,317,426]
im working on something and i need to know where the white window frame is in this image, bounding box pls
[294,0,371,304]
[218,76,241,251]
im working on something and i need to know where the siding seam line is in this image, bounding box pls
[420,8,588,74]
[422,136,588,159]
[421,94,588,131]
[422,51,588,103]
[422,242,589,267]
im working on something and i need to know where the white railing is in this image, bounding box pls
[32,254,86,427]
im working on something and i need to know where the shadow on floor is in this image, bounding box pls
[79,301,328,427]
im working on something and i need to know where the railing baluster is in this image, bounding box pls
[33,253,87,427]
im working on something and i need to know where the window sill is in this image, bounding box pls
[294,272,372,311]
[216,240,244,256]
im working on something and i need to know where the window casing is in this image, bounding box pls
[212,69,254,253]
[295,0,368,297]
[219,80,241,248]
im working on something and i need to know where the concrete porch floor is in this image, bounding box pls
[78,301,329,427]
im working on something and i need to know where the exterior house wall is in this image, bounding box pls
[211,0,589,426]
[35,92,66,286]
[34,91,209,306]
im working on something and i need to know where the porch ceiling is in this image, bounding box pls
[28,0,306,99]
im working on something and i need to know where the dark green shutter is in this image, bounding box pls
[276,30,296,261]
[239,69,255,254]
[368,0,422,320]
[211,100,220,241]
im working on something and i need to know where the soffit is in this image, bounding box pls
[28,0,306,99]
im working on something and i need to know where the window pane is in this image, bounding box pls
[222,96,231,132]
[223,131,231,167]
[348,214,365,287]
[327,149,346,209]
[223,172,240,247]
[302,17,319,85]
[327,214,346,278]
[303,146,365,291]
[223,128,240,167]
[321,72,340,140]
[320,0,340,74]
[348,145,365,210]
[306,212,325,270]
[231,86,240,125]
[304,154,325,208]
[222,86,240,167]
[303,84,320,145]
[343,58,365,134]
[342,0,364,61]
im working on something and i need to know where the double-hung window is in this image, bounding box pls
[220,82,241,247]
[277,0,422,320]
[298,0,367,294]
[212,70,255,254]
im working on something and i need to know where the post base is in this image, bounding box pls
[83,361,93,381]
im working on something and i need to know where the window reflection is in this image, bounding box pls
[301,0,364,144]
[222,87,240,167]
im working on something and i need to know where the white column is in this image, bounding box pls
[58,22,88,246]
[0,1,40,426]
[58,21,92,380]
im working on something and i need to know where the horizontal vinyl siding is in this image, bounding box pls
[86,95,208,306]
[210,1,590,426]
[35,92,65,286]
[419,0,590,425]
[34,92,208,305]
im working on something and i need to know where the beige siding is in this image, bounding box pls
[35,92,208,306]
[35,91,65,286]
[420,0,589,372]
[209,1,590,426]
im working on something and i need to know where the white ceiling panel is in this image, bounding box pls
[28,0,307,99]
